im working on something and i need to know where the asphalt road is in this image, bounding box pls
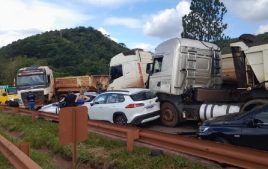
[139,119,199,136]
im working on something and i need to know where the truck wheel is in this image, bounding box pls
[160,103,179,127]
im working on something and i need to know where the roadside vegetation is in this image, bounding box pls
[0,111,208,169]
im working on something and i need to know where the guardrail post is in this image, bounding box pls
[32,111,39,121]
[127,129,139,152]
[16,143,30,156]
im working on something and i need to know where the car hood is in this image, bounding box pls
[38,102,59,114]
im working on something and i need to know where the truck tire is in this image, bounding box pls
[160,102,179,127]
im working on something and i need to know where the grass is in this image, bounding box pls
[0,111,208,169]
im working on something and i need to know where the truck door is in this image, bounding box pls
[149,55,172,93]
[89,94,108,120]
[123,63,140,88]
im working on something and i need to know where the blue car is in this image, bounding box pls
[198,105,268,151]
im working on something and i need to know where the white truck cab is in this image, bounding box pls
[108,49,153,90]
[16,66,54,108]
[149,38,222,95]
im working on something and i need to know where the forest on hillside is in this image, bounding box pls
[0,27,128,84]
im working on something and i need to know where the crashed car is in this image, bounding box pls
[39,88,160,125]
[88,88,160,125]
[198,104,268,151]
[38,92,97,114]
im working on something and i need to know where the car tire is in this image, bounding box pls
[114,114,127,125]
[214,137,229,144]
[160,102,179,127]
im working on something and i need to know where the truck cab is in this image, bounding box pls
[149,38,221,95]
[108,49,153,90]
[148,38,222,126]
[16,66,54,108]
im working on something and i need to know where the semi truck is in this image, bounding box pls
[16,66,109,108]
[109,35,268,127]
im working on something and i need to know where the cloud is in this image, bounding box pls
[143,0,190,39]
[0,0,89,47]
[256,24,268,34]
[223,0,268,21]
[132,42,154,51]
[81,0,144,7]
[98,27,118,42]
[104,17,142,29]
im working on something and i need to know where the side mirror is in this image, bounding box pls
[146,63,152,74]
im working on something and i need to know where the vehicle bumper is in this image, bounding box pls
[130,111,160,124]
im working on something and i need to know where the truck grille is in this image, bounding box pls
[21,91,45,106]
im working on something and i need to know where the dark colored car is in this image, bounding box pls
[198,105,268,151]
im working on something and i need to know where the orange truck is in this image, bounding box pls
[54,75,109,98]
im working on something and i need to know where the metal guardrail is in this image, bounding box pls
[1,105,268,169]
[0,134,42,169]
[139,129,268,169]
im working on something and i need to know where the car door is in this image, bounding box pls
[241,107,268,150]
[89,94,108,120]
[105,93,126,122]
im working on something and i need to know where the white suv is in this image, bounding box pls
[88,88,160,124]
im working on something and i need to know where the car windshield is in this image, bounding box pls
[130,91,156,101]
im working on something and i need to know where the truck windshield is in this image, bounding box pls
[110,65,123,83]
[17,74,47,87]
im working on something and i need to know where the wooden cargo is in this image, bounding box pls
[221,54,237,83]
[55,75,109,93]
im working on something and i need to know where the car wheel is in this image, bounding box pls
[114,114,127,125]
[214,137,229,144]
[160,102,179,127]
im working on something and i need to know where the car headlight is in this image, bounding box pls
[199,126,210,133]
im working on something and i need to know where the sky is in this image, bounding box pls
[0,0,268,51]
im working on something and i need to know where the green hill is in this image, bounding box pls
[216,32,268,54]
[0,27,128,84]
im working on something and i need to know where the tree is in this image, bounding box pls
[181,0,228,42]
